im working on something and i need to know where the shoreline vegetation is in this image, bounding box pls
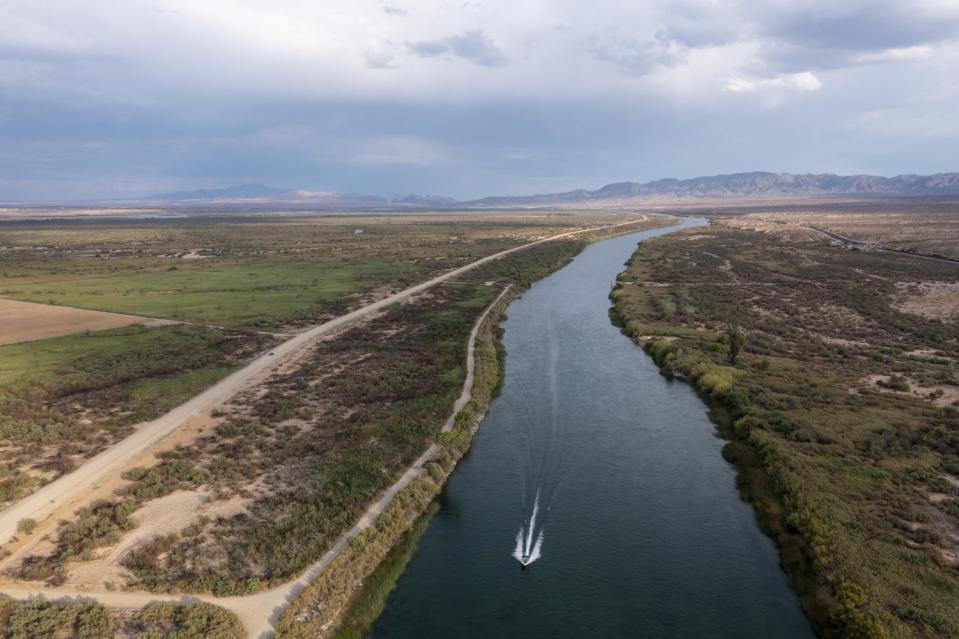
[274,220,676,638]
[611,223,959,639]
[271,255,530,638]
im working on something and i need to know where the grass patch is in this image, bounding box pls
[0,324,263,507]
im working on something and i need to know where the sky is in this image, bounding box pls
[2,0,958,201]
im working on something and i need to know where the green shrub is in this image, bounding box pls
[4,600,114,639]
[130,602,243,639]
[16,518,36,535]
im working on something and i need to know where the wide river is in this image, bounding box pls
[370,219,815,638]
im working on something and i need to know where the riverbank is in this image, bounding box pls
[274,218,682,639]
[276,218,684,638]
[272,270,511,638]
[611,223,959,638]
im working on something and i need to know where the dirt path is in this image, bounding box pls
[442,285,511,432]
[0,283,514,637]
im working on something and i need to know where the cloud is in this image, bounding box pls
[0,1,957,200]
[855,46,933,63]
[590,30,688,75]
[408,30,507,67]
[725,71,823,93]
[363,45,396,69]
[755,1,959,53]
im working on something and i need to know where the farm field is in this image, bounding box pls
[0,298,166,346]
[0,212,638,330]
[612,221,959,638]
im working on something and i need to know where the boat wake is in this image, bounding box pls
[513,491,544,566]
[511,311,570,568]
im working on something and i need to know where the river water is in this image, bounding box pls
[370,219,815,639]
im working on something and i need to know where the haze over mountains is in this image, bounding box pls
[142,184,456,209]
[135,172,959,209]
[467,172,959,206]
[5,172,959,211]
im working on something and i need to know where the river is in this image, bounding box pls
[369,218,815,638]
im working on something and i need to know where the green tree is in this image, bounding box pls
[726,325,747,365]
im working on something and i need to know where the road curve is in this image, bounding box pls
[0,284,513,638]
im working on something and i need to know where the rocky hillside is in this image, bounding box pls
[467,172,959,206]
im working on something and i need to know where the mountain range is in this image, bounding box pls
[33,171,959,211]
[143,184,455,209]
[464,172,959,206]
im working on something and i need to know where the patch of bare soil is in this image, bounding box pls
[893,281,959,321]
[865,374,959,407]
[677,233,718,241]
[719,216,823,242]
[0,298,161,345]
[65,490,248,590]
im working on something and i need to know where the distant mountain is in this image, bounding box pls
[145,183,289,201]
[465,172,959,206]
[135,172,959,211]
[388,193,457,206]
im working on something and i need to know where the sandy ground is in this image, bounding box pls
[67,490,248,590]
[719,216,824,242]
[865,374,959,408]
[894,281,959,322]
[0,298,174,345]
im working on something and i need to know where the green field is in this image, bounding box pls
[3,257,406,328]
[0,324,265,507]
[0,213,619,329]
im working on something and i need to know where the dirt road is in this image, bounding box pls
[0,283,514,637]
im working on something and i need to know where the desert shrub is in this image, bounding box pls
[16,518,37,535]
[3,600,113,639]
[129,602,243,639]
[877,375,910,392]
[122,460,205,501]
